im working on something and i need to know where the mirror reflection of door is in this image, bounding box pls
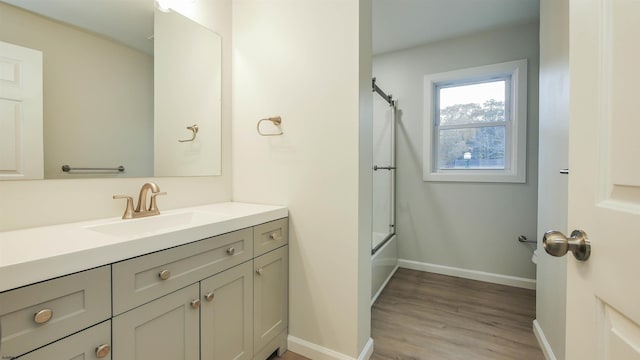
[0,40,43,180]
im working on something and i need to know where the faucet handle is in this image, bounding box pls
[113,195,134,219]
[149,192,167,212]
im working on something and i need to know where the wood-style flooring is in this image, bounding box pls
[274,351,310,360]
[275,268,543,360]
[371,268,544,360]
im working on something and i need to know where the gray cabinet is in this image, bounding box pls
[201,262,253,360]
[0,266,111,359]
[1,218,288,360]
[112,228,253,315]
[18,321,112,360]
[254,245,289,356]
[112,283,200,360]
[253,218,288,256]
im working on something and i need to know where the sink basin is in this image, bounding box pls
[84,211,229,237]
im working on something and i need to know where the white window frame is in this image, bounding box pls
[423,59,527,183]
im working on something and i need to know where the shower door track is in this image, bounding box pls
[372,230,395,255]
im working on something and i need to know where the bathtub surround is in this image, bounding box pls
[373,22,540,282]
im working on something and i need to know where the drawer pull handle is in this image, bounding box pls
[256,268,264,276]
[226,247,236,255]
[33,309,53,324]
[95,343,111,358]
[204,292,215,302]
[159,269,171,280]
[191,299,201,309]
[269,232,280,241]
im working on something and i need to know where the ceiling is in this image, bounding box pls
[4,0,539,56]
[2,0,154,54]
[372,0,540,55]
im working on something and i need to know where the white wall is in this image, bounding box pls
[0,0,233,232]
[0,3,153,179]
[231,0,372,358]
[373,22,539,281]
[535,0,569,358]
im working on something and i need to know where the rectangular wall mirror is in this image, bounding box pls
[0,0,222,179]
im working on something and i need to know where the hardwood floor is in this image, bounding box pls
[371,268,544,360]
[273,268,542,360]
[274,351,311,360]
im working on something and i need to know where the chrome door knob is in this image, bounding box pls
[543,230,591,261]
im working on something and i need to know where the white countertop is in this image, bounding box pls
[0,202,288,292]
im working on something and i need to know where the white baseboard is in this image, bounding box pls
[287,335,374,360]
[371,264,398,306]
[358,338,374,360]
[398,259,536,290]
[533,319,557,360]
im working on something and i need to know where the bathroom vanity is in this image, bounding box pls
[0,202,288,360]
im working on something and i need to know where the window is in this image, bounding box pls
[423,60,527,183]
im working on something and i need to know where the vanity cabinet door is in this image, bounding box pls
[112,283,200,360]
[200,262,253,360]
[253,246,289,354]
[18,321,111,360]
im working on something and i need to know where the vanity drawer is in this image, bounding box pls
[0,266,111,359]
[18,320,111,360]
[112,228,253,315]
[254,218,289,256]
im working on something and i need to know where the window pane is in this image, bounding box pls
[438,80,506,125]
[438,126,506,169]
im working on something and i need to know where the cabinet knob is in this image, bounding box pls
[191,299,201,309]
[159,269,171,280]
[204,292,215,302]
[95,343,111,358]
[269,232,279,241]
[33,309,53,324]
[226,247,236,255]
[256,268,264,276]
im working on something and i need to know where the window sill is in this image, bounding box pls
[423,170,526,183]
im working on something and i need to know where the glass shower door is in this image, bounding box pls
[372,89,395,253]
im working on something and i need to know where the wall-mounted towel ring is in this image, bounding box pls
[257,116,283,136]
[178,124,199,142]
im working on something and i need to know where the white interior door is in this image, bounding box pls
[563,0,640,358]
[0,41,43,180]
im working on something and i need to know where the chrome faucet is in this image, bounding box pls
[113,182,167,219]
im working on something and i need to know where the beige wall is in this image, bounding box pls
[0,3,153,179]
[231,0,371,358]
[536,0,569,358]
[373,22,540,280]
[0,0,233,231]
